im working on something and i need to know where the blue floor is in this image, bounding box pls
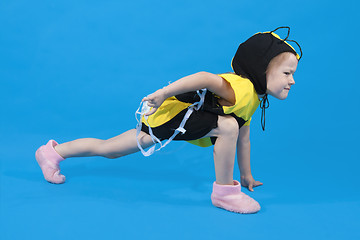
[1,1,359,239]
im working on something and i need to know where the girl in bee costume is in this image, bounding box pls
[35,27,302,214]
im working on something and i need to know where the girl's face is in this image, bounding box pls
[266,53,298,100]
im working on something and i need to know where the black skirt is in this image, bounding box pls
[141,107,218,141]
[140,90,246,144]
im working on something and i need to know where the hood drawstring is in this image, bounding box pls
[260,94,269,131]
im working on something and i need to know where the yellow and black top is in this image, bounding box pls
[141,73,260,147]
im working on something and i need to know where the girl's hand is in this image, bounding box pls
[142,88,167,116]
[240,175,263,192]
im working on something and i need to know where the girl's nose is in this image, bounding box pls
[289,76,295,85]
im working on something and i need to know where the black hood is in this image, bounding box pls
[231,27,301,95]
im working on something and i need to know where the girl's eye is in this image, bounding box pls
[284,72,291,75]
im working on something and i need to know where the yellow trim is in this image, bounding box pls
[259,31,300,60]
[187,138,213,148]
[231,30,300,72]
[243,117,251,126]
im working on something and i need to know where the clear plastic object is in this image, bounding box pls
[140,101,151,114]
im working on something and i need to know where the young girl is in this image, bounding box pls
[35,27,302,214]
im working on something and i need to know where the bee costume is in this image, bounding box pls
[136,27,302,156]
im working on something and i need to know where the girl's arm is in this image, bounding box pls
[237,125,263,191]
[143,71,235,116]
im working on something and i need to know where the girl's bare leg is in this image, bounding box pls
[205,116,261,214]
[38,116,237,185]
[54,129,154,159]
[203,115,239,185]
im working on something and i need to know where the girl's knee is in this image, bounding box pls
[95,140,120,159]
[217,116,239,137]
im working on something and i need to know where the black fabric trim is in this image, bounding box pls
[230,113,246,129]
[176,90,225,115]
[206,114,246,146]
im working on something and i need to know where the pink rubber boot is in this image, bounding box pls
[35,140,66,184]
[211,180,260,214]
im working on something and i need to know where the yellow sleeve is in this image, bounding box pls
[218,73,255,118]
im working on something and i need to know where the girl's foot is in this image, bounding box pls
[211,180,260,214]
[35,140,66,184]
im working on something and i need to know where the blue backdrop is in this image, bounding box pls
[1,0,359,239]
